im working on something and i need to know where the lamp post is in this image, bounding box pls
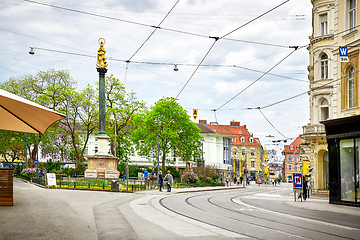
[156,120,160,174]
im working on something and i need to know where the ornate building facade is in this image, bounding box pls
[301,0,359,194]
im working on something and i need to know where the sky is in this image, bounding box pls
[0,0,312,154]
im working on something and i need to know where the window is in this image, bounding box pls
[251,161,255,168]
[294,165,297,171]
[95,146,98,153]
[320,54,328,79]
[290,145,294,150]
[294,156,297,162]
[249,137,254,143]
[289,155,292,163]
[240,137,245,143]
[320,14,328,35]
[320,98,329,121]
[348,67,355,108]
[251,149,255,156]
[349,0,356,31]
[242,149,245,156]
[232,138,236,142]
[288,165,292,171]
[238,131,242,134]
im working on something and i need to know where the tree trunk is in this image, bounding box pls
[162,152,166,172]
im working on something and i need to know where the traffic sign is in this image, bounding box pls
[293,173,302,188]
[34,160,39,165]
[339,46,348,62]
[19,162,23,166]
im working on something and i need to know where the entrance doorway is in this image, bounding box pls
[323,152,329,189]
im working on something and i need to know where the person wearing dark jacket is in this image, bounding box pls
[158,171,163,192]
[303,176,308,201]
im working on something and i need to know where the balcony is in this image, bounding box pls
[302,124,326,139]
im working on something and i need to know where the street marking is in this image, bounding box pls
[233,197,360,231]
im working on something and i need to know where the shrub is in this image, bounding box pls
[181,169,199,183]
[21,168,37,177]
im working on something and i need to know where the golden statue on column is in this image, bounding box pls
[97,38,108,69]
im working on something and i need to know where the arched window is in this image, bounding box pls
[320,98,329,121]
[348,67,355,108]
[240,137,245,143]
[320,54,328,79]
[249,137,254,143]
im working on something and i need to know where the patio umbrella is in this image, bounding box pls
[0,88,66,135]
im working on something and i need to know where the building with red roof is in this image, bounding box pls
[200,120,264,180]
[282,136,302,182]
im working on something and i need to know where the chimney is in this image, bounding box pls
[199,120,207,124]
[230,121,240,127]
[244,125,247,129]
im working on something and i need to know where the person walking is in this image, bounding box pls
[163,170,173,192]
[158,171,163,192]
[303,176,308,201]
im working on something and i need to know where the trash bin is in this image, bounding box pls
[111,179,118,192]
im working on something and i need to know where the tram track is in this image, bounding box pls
[158,188,359,240]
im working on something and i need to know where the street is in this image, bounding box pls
[0,179,359,240]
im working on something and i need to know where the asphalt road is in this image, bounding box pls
[1,179,359,240]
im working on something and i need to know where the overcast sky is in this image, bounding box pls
[0,0,312,153]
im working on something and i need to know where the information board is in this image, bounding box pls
[47,173,57,186]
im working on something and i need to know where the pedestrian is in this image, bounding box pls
[158,170,163,192]
[307,179,311,198]
[163,170,173,192]
[303,176,308,201]
[240,176,243,184]
[271,178,275,186]
[151,169,156,177]
[237,177,240,185]
[144,169,149,184]
[225,176,229,187]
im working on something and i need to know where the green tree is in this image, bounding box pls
[59,84,98,165]
[131,97,202,172]
[104,75,145,162]
[0,69,95,166]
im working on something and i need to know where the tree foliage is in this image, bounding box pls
[131,97,202,172]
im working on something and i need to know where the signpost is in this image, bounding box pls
[339,46,348,62]
[293,173,303,201]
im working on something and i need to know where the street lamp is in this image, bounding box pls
[155,119,161,174]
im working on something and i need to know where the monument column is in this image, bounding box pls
[85,38,119,179]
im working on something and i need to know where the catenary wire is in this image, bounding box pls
[127,0,179,62]
[23,0,294,49]
[220,0,290,39]
[257,107,288,139]
[175,0,290,98]
[215,46,301,111]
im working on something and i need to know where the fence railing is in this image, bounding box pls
[18,175,224,192]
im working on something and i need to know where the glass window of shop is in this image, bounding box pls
[339,139,359,202]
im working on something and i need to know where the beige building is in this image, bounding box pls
[301,0,359,193]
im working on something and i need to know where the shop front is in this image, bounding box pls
[322,115,360,206]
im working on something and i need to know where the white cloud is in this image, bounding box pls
[0,0,313,148]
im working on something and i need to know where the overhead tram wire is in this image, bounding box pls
[215,46,301,111]
[175,0,291,99]
[259,68,360,110]
[127,0,179,62]
[24,0,293,49]
[257,107,289,139]
[28,45,308,83]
